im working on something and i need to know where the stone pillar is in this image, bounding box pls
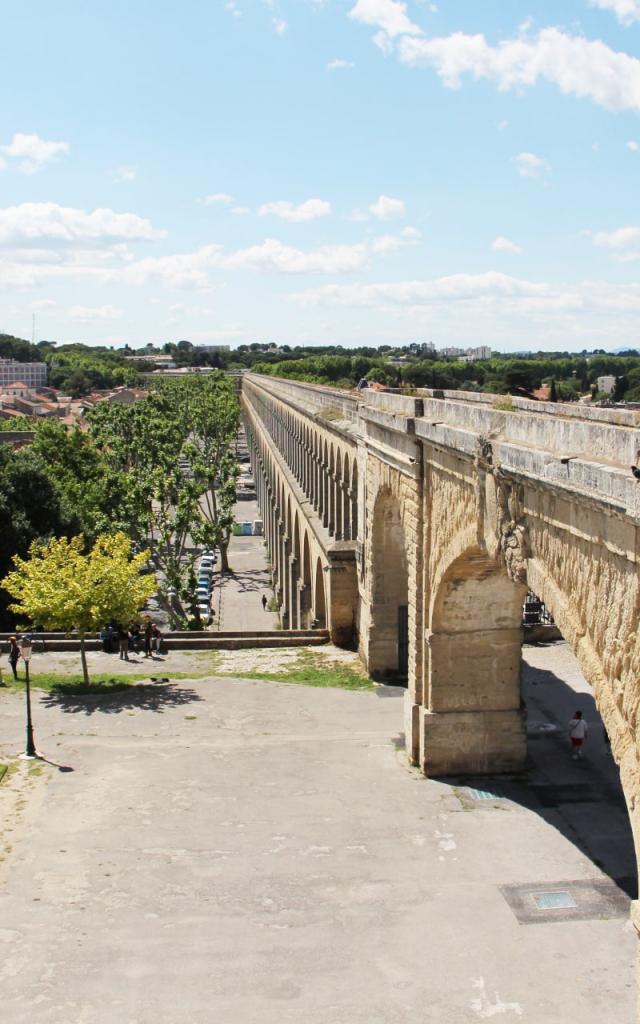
[322,470,330,529]
[341,484,351,541]
[328,473,337,536]
[282,534,291,628]
[419,627,526,775]
[289,554,299,629]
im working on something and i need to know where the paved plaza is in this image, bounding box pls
[0,644,636,1024]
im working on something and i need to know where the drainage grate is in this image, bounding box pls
[533,891,577,911]
[500,878,630,924]
[467,787,504,801]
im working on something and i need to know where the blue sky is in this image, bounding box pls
[1,0,639,352]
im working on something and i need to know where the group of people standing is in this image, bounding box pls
[100,618,162,660]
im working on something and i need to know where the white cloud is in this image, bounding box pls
[69,304,123,321]
[351,10,640,113]
[290,272,640,324]
[589,225,640,249]
[1,132,69,174]
[514,152,551,181]
[0,202,164,244]
[111,166,137,183]
[369,194,406,219]
[273,17,287,34]
[589,0,640,25]
[0,227,418,291]
[31,298,56,310]
[258,198,332,222]
[492,236,522,254]
[627,139,639,150]
[327,58,355,71]
[349,0,422,38]
[203,192,234,205]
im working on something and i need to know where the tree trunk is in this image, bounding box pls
[219,539,230,573]
[79,634,90,686]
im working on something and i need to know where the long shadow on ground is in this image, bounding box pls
[435,655,638,900]
[41,682,204,717]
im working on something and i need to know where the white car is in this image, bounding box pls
[197,602,211,623]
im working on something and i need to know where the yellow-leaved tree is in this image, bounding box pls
[2,532,155,685]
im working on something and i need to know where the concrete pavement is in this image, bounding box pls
[215,496,279,632]
[0,641,635,1023]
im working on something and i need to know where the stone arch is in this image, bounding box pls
[314,557,327,629]
[368,488,410,680]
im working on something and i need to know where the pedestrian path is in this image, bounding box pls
[215,497,279,632]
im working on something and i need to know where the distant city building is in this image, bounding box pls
[0,359,47,387]
[439,346,492,361]
[125,354,177,368]
[597,375,616,394]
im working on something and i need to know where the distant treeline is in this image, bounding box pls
[2,333,639,401]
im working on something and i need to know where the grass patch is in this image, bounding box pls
[0,764,7,784]
[1,671,217,695]
[220,655,374,692]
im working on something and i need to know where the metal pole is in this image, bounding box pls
[24,660,36,758]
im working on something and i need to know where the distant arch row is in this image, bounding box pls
[244,408,338,632]
[243,381,359,543]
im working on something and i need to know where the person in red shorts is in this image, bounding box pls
[568,710,588,760]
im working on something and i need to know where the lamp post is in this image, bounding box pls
[20,636,36,759]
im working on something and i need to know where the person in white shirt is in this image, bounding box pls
[568,711,588,760]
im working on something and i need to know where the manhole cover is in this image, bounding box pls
[532,891,577,910]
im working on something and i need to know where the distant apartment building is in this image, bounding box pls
[0,359,47,387]
[439,346,492,361]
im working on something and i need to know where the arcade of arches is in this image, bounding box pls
[241,372,640,953]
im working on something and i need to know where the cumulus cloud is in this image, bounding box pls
[0,202,164,244]
[492,236,522,254]
[111,166,137,183]
[1,132,69,174]
[273,17,287,34]
[590,0,640,25]
[514,152,551,180]
[327,58,355,70]
[258,198,332,222]
[589,225,640,255]
[350,5,640,113]
[0,228,417,290]
[203,192,234,205]
[69,304,123,321]
[627,140,639,151]
[349,0,422,38]
[290,272,640,323]
[369,194,406,219]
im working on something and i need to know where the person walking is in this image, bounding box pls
[8,635,20,680]
[143,617,153,658]
[117,625,129,661]
[151,622,161,655]
[261,594,268,612]
[568,710,588,760]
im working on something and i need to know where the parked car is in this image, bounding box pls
[197,602,211,624]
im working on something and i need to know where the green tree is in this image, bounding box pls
[2,533,154,684]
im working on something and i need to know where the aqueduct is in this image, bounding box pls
[242,371,640,933]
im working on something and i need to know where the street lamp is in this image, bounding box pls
[20,636,36,759]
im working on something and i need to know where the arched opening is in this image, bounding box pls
[301,531,312,627]
[313,557,327,629]
[368,489,409,681]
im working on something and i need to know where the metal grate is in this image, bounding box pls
[468,787,504,801]
[533,891,577,910]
